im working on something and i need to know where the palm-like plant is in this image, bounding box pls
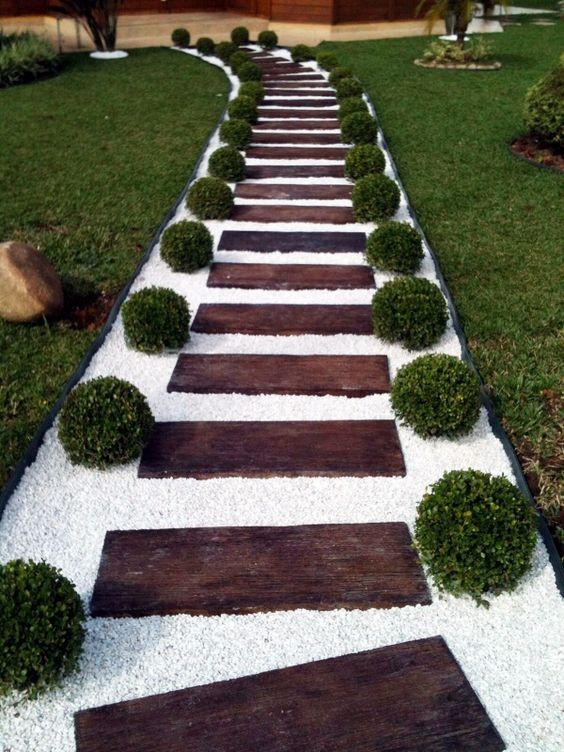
[50,0,123,52]
[417,0,506,48]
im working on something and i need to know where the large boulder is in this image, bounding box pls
[0,241,63,323]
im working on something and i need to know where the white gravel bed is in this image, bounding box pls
[0,45,562,752]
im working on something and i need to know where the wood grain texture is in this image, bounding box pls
[262,81,331,89]
[138,420,406,479]
[258,108,339,119]
[251,131,342,144]
[207,262,372,290]
[218,230,365,253]
[75,636,505,752]
[191,303,372,335]
[246,164,344,178]
[255,119,340,130]
[90,522,429,618]
[262,74,326,82]
[264,87,333,95]
[167,353,388,395]
[230,205,354,224]
[235,183,351,199]
[246,145,346,160]
[263,98,338,107]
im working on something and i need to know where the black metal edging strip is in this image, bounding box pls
[0,49,230,521]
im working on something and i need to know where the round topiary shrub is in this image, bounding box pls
[0,559,85,698]
[316,51,339,71]
[58,376,154,468]
[196,36,215,55]
[391,354,481,437]
[238,61,262,82]
[329,67,352,86]
[219,118,253,149]
[341,111,378,145]
[335,77,364,101]
[371,277,448,350]
[231,26,250,46]
[229,50,250,73]
[239,80,265,103]
[186,176,234,220]
[160,220,213,273]
[339,96,368,121]
[523,61,564,148]
[414,470,537,602]
[345,143,386,180]
[171,28,190,48]
[227,95,258,123]
[215,41,238,64]
[365,221,424,274]
[258,30,278,49]
[292,44,314,63]
[352,173,400,222]
[208,145,246,182]
[122,287,190,354]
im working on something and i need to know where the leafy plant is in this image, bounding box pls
[335,77,364,101]
[229,50,250,73]
[231,26,250,46]
[415,470,537,601]
[416,0,505,48]
[196,37,215,56]
[391,353,481,436]
[292,44,314,63]
[351,173,400,222]
[258,30,278,50]
[58,376,154,467]
[219,118,253,149]
[524,59,564,148]
[186,177,234,220]
[0,559,85,698]
[338,96,368,121]
[171,28,190,48]
[227,95,258,123]
[317,51,339,71]
[122,286,190,353]
[329,67,352,86]
[421,37,493,64]
[0,31,59,88]
[341,111,377,144]
[371,277,448,349]
[345,143,385,180]
[160,220,213,272]
[365,221,423,273]
[238,80,265,103]
[238,61,262,82]
[50,0,124,52]
[208,145,246,182]
[215,41,238,64]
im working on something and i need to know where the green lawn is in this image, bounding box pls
[324,24,563,542]
[0,48,229,490]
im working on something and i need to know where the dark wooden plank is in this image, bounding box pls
[246,146,347,160]
[246,164,344,178]
[218,230,365,253]
[74,636,506,752]
[230,205,354,224]
[258,108,338,119]
[90,522,430,618]
[255,120,340,130]
[264,87,333,95]
[168,353,387,395]
[207,262,372,290]
[138,420,405,479]
[235,183,351,199]
[263,74,325,81]
[251,132,342,144]
[263,98,338,107]
[262,80,330,89]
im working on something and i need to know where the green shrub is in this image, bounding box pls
[371,277,448,350]
[365,222,423,274]
[229,50,250,73]
[238,61,262,82]
[338,97,368,121]
[219,118,253,148]
[352,173,400,223]
[227,95,258,123]
[524,62,564,148]
[415,470,537,602]
[292,44,314,63]
[391,354,481,437]
[317,51,339,71]
[215,41,238,63]
[208,145,246,182]
[421,37,493,65]
[329,67,352,86]
[122,287,190,354]
[239,80,265,103]
[341,111,377,145]
[59,377,154,468]
[335,77,364,101]
[0,559,85,698]
[231,26,250,46]
[0,31,58,88]
[161,220,213,272]
[258,30,278,49]
[171,28,190,48]
[345,144,386,180]
[196,37,215,55]
[186,176,234,220]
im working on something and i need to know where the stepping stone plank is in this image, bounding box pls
[258,108,338,118]
[138,420,405,479]
[255,120,340,130]
[231,205,354,224]
[218,230,365,253]
[89,523,430,618]
[246,164,344,178]
[191,303,372,335]
[251,132,342,144]
[168,354,388,395]
[265,87,333,95]
[74,636,505,752]
[261,80,330,89]
[246,146,347,160]
[207,262,372,290]
[235,183,351,199]
[263,98,338,107]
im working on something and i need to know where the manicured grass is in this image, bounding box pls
[0,48,229,490]
[324,25,563,540]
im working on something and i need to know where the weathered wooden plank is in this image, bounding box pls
[263,73,325,81]
[218,230,365,253]
[246,164,344,178]
[138,420,405,479]
[168,354,387,395]
[74,636,506,752]
[263,98,338,107]
[90,522,429,618]
[230,205,354,224]
[264,87,333,95]
[235,183,351,199]
[258,108,338,119]
[207,262,372,290]
[255,120,340,130]
[247,145,347,160]
[251,132,342,144]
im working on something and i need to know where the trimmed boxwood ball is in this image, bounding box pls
[227,95,258,123]
[231,26,250,46]
[329,67,352,86]
[292,44,314,63]
[215,41,237,63]
[196,36,215,55]
[345,143,385,180]
[352,173,400,222]
[339,96,368,121]
[208,145,246,182]
[523,62,564,147]
[316,51,339,71]
[229,50,250,73]
[415,470,537,602]
[371,277,448,350]
[239,80,265,103]
[161,220,213,273]
[335,77,364,101]
[341,111,377,145]
[0,559,85,698]
[238,61,262,82]
[186,176,234,220]
[122,287,190,354]
[258,30,278,49]
[58,376,154,468]
[365,221,423,274]
[391,354,481,437]
[219,118,253,149]
[171,28,190,48]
